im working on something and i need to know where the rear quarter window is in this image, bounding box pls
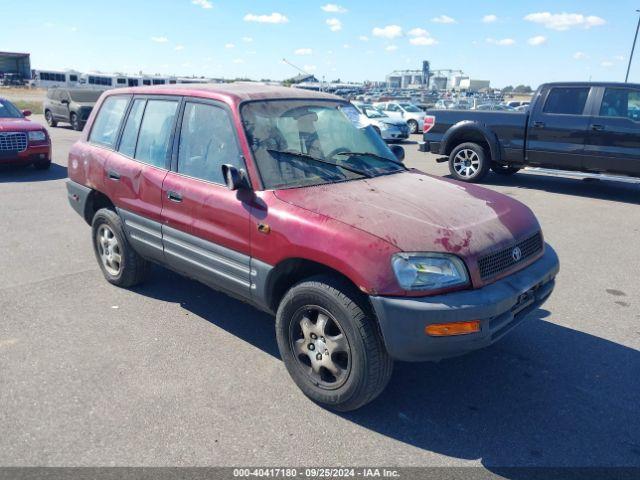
[543,87,590,115]
[88,95,130,148]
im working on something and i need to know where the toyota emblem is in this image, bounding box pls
[512,246,522,262]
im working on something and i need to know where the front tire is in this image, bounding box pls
[91,208,148,288]
[45,110,57,127]
[275,275,393,411]
[407,119,419,134]
[70,113,82,131]
[448,142,490,182]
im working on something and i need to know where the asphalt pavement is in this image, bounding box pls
[1,116,639,472]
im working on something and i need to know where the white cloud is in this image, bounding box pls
[528,36,547,46]
[326,18,342,31]
[243,12,289,24]
[486,38,516,46]
[174,44,185,51]
[573,51,588,60]
[343,43,351,48]
[233,58,245,64]
[225,43,235,48]
[372,25,403,39]
[524,12,606,31]
[151,36,169,43]
[321,4,347,14]
[242,36,253,42]
[294,48,313,55]
[408,28,428,37]
[192,0,212,9]
[410,36,438,46]
[303,65,317,72]
[432,15,456,24]
[601,61,614,68]
[385,45,398,52]
[358,35,369,42]
[614,55,625,61]
[482,14,497,23]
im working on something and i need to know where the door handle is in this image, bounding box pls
[532,121,545,128]
[107,170,121,181]
[591,124,605,131]
[167,191,183,203]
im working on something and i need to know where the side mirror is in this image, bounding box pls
[222,164,250,191]
[390,145,405,162]
[22,110,32,117]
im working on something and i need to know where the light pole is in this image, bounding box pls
[625,10,640,82]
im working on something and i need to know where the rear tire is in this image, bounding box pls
[448,142,490,183]
[91,208,148,288]
[275,275,393,411]
[45,110,57,127]
[491,164,520,175]
[407,119,419,134]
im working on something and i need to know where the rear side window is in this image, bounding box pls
[118,98,146,158]
[177,102,243,184]
[134,100,178,168]
[599,88,640,121]
[89,96,129,148]
[543,87,589,115]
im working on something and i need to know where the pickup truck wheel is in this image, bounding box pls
[45,110,57,127]
[276,275,393,411]
[91,208,148,288]
[70,113,81,131]
[407,119,419,134]
[491,164,521,175]
[449,142,490,182]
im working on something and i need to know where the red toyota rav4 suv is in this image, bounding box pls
[0,97,51,169]
[66,84,559,411]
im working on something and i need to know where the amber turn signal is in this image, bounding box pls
[425,320,481,337]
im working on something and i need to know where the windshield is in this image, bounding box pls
[0,99,23,118]
[68,90,102,103]
[358,104,386,118]
[242,100,404,189]
[400,103,422,113]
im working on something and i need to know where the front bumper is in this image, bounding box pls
[370,245,559,362]
[381,127,410,141]
[0,144,50,165]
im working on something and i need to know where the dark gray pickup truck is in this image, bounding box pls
[420,82,640,182]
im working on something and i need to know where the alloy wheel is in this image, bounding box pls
[96,224,122,276]
[453,149,481,178]
[289,306,351,390]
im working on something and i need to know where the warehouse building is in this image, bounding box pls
[0,51,31,85]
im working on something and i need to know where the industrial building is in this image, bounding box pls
[0,51,31,85]
[385,61,489,91]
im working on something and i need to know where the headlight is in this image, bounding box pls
[28,131,47,142]
[392,253,469,291]
[378,122,390,131]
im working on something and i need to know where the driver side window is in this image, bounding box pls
[177,102,243,184]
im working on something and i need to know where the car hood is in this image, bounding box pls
[378,117,407,127]
[0,118,44,132]
[274,170,540,257]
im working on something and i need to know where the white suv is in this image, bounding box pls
[374,102,426,134]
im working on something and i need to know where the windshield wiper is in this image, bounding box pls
[336,151,406,168]
[267,149,373,178]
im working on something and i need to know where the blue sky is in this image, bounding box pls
[4,0,640,87]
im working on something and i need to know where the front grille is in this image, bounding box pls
[0,132,28,152]
[478,232,543,280]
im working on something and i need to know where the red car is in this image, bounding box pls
[0,97,51,169]
[66,85,559,411]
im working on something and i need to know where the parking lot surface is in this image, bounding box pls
[1,117,639,470]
